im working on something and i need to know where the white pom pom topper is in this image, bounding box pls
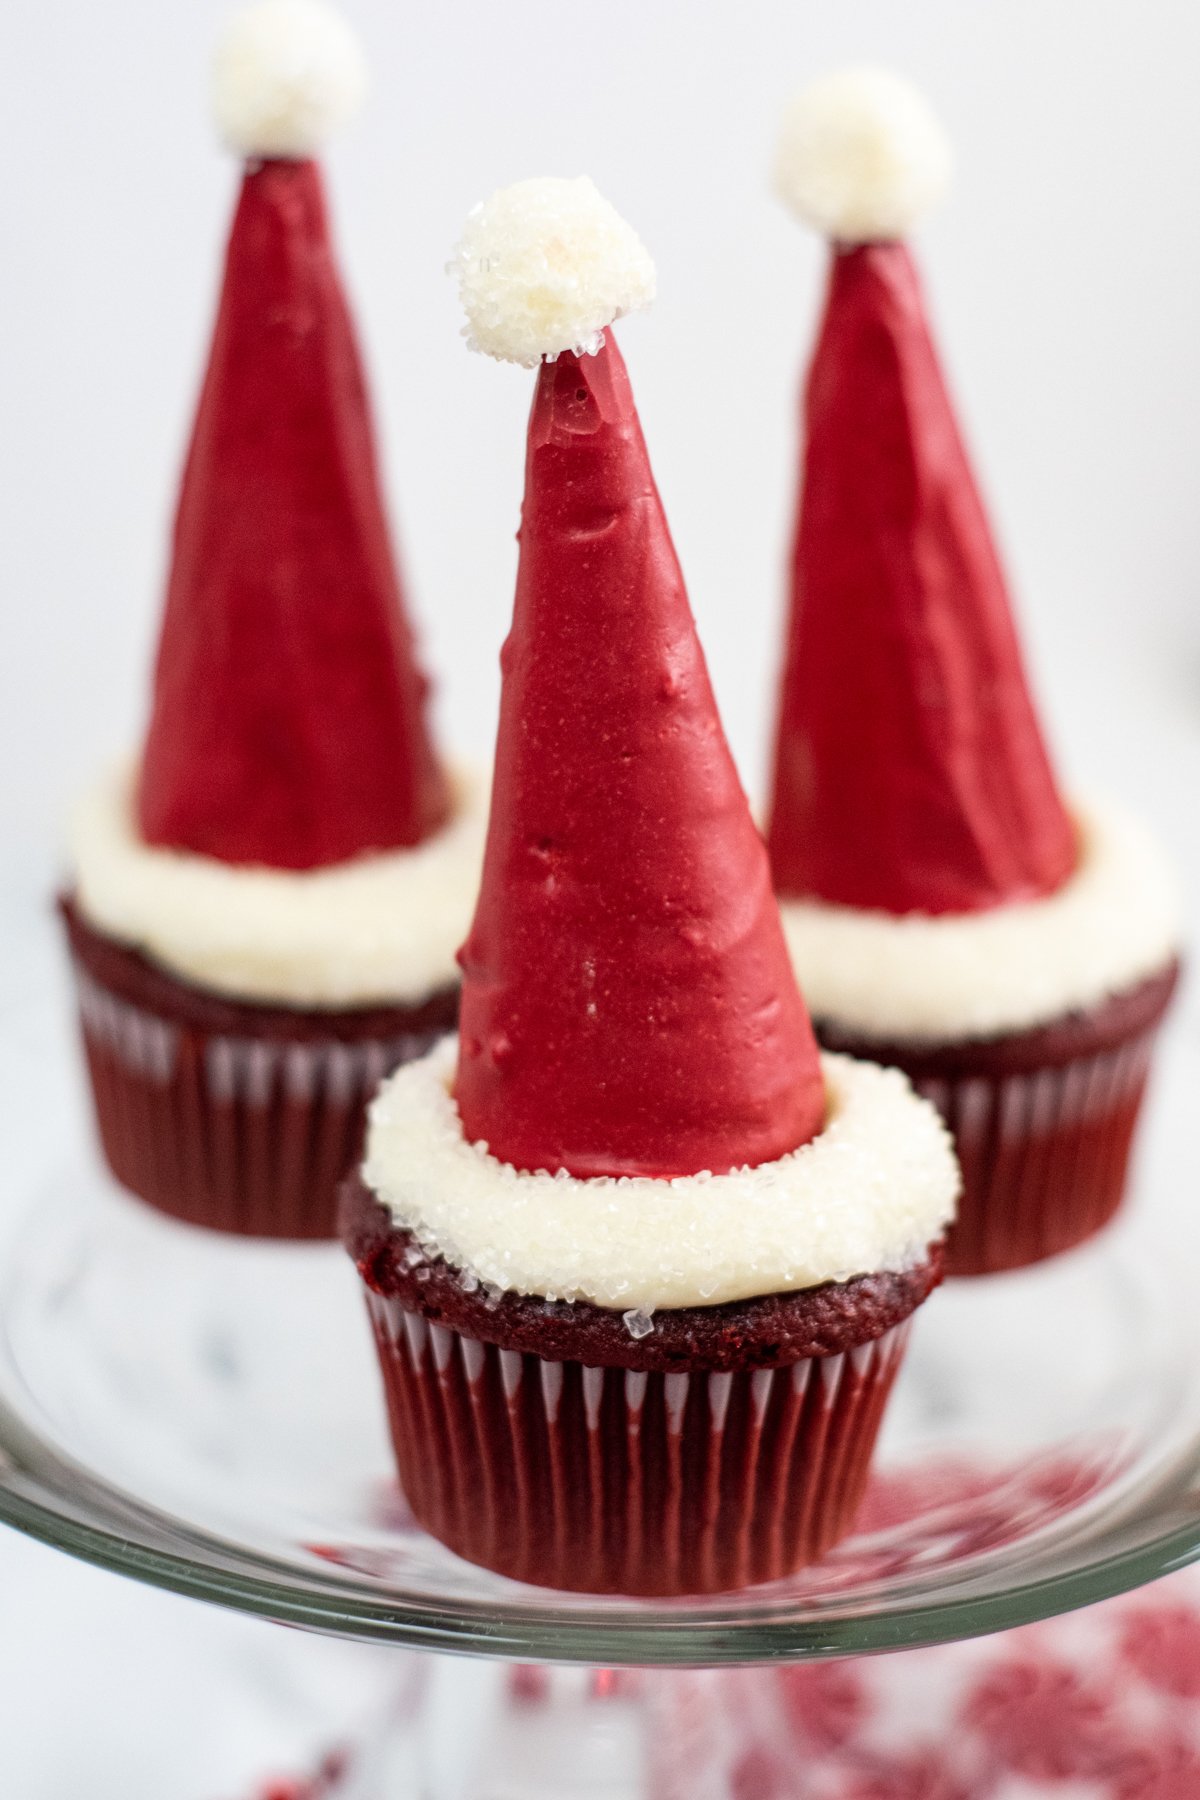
[451,177,656,368]
[213,0,366,160]
[774,67,952,243]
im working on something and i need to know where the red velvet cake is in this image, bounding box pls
[61,895,456,1240]
[342,178,959,1596]
[61,1,485,1238]
[345,1185,944,1594]
[766,70,1180,1275]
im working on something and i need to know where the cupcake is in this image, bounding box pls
[61,0,485,1239]
[342,179,958,1596]
[765,70,1181,1276]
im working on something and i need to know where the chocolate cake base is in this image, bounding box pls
[344,1177,943,1596]
[818,960,1180,1277]
[60,895,458,1239]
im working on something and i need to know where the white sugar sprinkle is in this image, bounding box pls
[363,1040,959,1312]
[71,762,488,1009]
[774,66,951,243]
[450,177,655,367]
[212,0,366,159]
[779,799,1179,1042]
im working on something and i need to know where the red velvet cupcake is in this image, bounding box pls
[765,71,1181,1276]
[343,180,958,1596]
[61,2,484,1239]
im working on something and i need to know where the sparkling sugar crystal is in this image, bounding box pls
[363,1039,958,1312]
[451,177,656,367]
[623,1308,655,1341]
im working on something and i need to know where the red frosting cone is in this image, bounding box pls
[767,242,1076,916]
[456,337,824,1180]
[139,159,449,871]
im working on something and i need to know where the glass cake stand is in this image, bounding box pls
[3,996,1200,1793]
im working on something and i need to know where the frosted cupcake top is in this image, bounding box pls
[778,799,1180,1043]
[70,762,486,1009]
[363,1038,959,1311]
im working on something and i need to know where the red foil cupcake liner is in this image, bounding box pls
[61,897,456,1238]
[362,1293,911,1596]
[820,961,1179,1278]
[917,1037,1156,1276]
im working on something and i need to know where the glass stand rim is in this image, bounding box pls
[4,1459,1200,1665]
[3,967,1200,1666]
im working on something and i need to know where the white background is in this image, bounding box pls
[3,0,1200,1793]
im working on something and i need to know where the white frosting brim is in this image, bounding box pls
[779,799,1180,1045]
[362,1038,959,1311]
[70,761,487,1010]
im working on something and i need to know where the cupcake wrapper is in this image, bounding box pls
[70,960,444,1239]
[363,1293,911,1596]
[918,1030,1159,1277]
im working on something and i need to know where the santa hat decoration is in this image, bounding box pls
[766,69,1076,917]
[139,0,449,872]
[451,179,825,1179]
